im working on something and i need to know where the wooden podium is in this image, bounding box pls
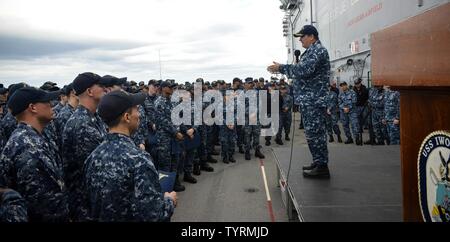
[372,3,450,221]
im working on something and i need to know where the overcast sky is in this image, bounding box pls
[0,0,287,87]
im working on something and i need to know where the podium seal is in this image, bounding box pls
[418,131,450,222]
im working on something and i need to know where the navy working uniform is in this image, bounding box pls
[0,189,28,222]
[279,39,331,169]
[220,94,237,163]
[53,102,64,116]
[242,81,265,160]
[143,93,159,158]
[276,91,293,141]
[326,90,341,140]
[83,133,175,222]
[53,103,76,150]
[62,105,107,220]
[1,111,17,142]
[384,89,400,145]
[132,104,149,147]
[0,123,69,222]
[338,88,360,142]
[368,87,388,145]
[154,95,180,172]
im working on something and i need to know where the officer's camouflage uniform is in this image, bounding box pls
[280,40,330,166]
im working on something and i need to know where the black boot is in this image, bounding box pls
[238,146,245,154]
[211,149,220,156]
[329,135,334,143]
[193,164,201,176]
[255,148,265,159]
[265,139,271,146]
[275,138,284,145]
[376,140,385,146]
[303,165,330,179]
[302,163,318,171]
[345,138,354,144]
[173,175,186,192]
[229,156,236,163]
[207,155,217,164]
[222,156,229,164]
[200,163,214,172]
[245,151,251,160]
[337,135,343,143]
[285,135,290,141]
[355,136,362,146]
[183,173,197,184]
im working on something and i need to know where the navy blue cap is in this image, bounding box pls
[7,83,28,100]
[0,88,7,95]
[294,25,319,38]
[161,81,177,89]
[98,90,146,124]
[232,77,242,83]
[8,87,60,116]
[73,72,104,96]
[101,75,127,88]
[245,77,253,83]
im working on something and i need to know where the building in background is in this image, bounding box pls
[279,0,449,87]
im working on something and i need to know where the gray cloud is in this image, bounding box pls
[0,33,150,60]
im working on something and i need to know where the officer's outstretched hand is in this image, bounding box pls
[165,192,178,207]
[267,62,281,74]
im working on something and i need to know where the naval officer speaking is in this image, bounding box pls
[267,25,331,179]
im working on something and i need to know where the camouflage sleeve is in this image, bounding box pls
[395,92,400,120]
[350,91,357,109]
[16,151,68,222]
[283,95,293,110]
[0,189,28,222]
[143,99,156,129]
[132,105,149,146]
[326,94,333,110]
[132,156,175,222]
[0,151,12,188]
[338,93,344,110]
[75,123,105,158]
[155,103,178,137]
[280,49,324,79]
